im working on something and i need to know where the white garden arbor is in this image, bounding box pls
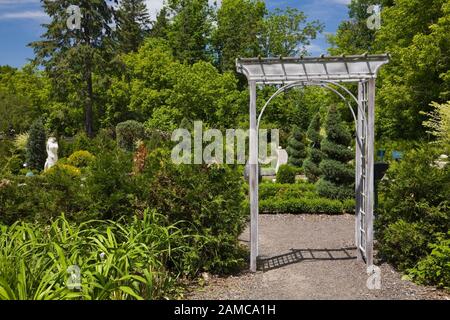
[236,54,390,272]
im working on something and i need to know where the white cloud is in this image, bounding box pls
[0,10,47,20]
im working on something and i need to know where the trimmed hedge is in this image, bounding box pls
[243,182,356,214]
[276,164,296,183]
[243,197,354,214]
[258,182,316,199]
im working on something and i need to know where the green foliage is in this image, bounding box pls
[258,197,346,215]
[287,125,307,167]
[13,132,29,153]
[258,182,317,199]
[213,2,322,71]
[409,234,450,289]
[276,164,297,184]
[0,211,184,300]
[115,0,151,53]
[67,151,96,168]
[327,0,385,55]
[26,119,46,171]
[304,113,323,182]
[30,0,116,137]
[374,0,450,140]
[260,7,323,57]
[422,101,450,152]
[116,120,145,151]
[317,105,354,199]
[166,0,213,64]
[136,149,247,274]
[377,145,450,278]
[212,0,266,71]
[85,150,135,220]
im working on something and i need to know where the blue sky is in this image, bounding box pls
[0,0,351,68]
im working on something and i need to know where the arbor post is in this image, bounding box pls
[366,78,376,267]
[249,81,259,272]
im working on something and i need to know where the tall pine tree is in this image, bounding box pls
[304,112,323,182]
[316,105,354,199]
[167,0,213,64]
[115,0,151,53]
[30,0,116,137]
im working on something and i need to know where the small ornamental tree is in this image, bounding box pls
[304,112,323,182]
[287,125,307,167]
[317,105,354,199]
[116,120,145,151]
[26,118,47,171]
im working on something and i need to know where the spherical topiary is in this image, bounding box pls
[67,150,96,168]
[304,112,323,183]
[287,125,307,168]
[116,120,145,151]
[43,163,81,179]
[26,119,47,171]
[316,105,354,199]
[276,164,297,184]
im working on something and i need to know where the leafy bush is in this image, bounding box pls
[44,163,81,178]
[136,148,247,275]
[276,164,296,183]
[26,119,46,171]
[377,145,450,283]
[116,120,145,151]
[67,150,96,168]
[409,234,450,289]
[85,149,134,220]
[13,132,29,152]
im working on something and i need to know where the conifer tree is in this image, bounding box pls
[26,119,47,171]
[287,125,307,167]
[115,0,151,53]
[317,105,354,199]
[304,112,323,182]
[30,1,116,137]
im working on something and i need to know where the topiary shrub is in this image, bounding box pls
[116,120,145,151]
[276,164,296,184]
[316,105,354,199]
[43,163,81,179]
[304,112,323,182]
[26,119,46,171]
[67,150,96,168]
[287,125,307,167]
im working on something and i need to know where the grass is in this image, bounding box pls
[0,209,187,300]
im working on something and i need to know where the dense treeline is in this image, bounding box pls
[0,0,449,295]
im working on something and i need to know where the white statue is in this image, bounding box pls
[275,146,288,173]
[44,137,58,170]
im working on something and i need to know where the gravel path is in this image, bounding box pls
[188,214,449,300]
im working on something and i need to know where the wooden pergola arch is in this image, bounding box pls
[236,54,390,272]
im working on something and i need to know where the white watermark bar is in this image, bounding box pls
[171,121,279,166]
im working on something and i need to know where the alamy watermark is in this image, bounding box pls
[367,5,382,31]
[366,265,382,290]
[171,121,279,166]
